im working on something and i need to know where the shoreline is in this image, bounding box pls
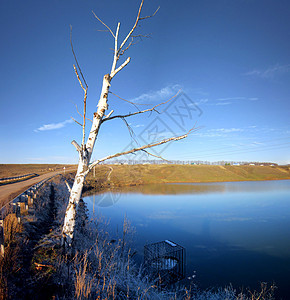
[83,174,290,197]
[84,164,290,193]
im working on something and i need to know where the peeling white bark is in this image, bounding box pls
[86,74,111,157]
[62,74,111,247]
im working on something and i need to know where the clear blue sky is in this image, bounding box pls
[0,0,289,164]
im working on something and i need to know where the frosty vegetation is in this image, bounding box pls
[42,177,278,299]
[0,175,277,299]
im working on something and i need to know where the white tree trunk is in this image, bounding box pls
[62,74,111,247]
[62,164,85,246]
[86,74,111,157]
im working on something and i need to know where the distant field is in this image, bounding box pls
[1,163,289,189]
[0,164,76,178]
[85,164,290,188]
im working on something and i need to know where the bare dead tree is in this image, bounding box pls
[62,0,194,248]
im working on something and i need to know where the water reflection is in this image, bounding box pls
[85,179,290,197]
[84,183,226,196]
[89,191,121,208]
[84,180,290,297]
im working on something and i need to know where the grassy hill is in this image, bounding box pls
[85,164,290,189]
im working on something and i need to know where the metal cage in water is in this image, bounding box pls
[144,240,185,286]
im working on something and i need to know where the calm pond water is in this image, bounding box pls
[84,180,290,298]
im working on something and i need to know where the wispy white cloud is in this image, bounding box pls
[193,127,245,138]
[209,128,244,133]
[131,84,182,103]
[216,97,258,102]
[34,119,73,132]
[251,141,264,146]
[204,96,258,106]
[215,102,232,106]
[245,64,290,79]
[193,132,225,138]
[194,98,209,105]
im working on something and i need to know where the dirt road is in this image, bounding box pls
[0,169,74,208]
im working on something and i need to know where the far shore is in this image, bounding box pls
[84,164,290,192]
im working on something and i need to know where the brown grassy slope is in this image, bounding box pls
[0,164,76,178]
[86,164,290,188]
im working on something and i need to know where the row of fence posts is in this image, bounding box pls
[0,176,55,258]
[0,173,38,184]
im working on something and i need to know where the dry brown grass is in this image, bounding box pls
[0,164,76,178]
[0,214,22,299]
[85,164,290,193]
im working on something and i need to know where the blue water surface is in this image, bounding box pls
[84,180,290,298]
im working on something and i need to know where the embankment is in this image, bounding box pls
[85,164,290,189]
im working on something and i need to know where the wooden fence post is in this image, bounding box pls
[16,202,21,224]
[0,219,4,257]
[12,202,16,214]
[25,196,28,211]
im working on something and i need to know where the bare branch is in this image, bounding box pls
[71,140,82,152]
[109,1,158,77]
[110,23,120,75]
[115,23,120,51]
[111,57,131,78]
[142,149,171,162]
[70,101,83,119]
[139,6,160,20]
[82,88,88,148]
[118,0,144,51]
[110,91,141,111]
[121,117,139,146]
[71,117,83,127]
[105,110,114,119]
[118,37,134,57]
[131,33,151,39]
[88,126,196,171]
[70,25,88,88]
[73,65,85,92]
[92,11,115,38]
[118,1,158,53]
[103,90,181,123]
[109,91,152,107]
[71,89,88,147]
[70,26,88,148]
[65,180,72,193]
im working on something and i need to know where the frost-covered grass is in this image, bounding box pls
[47,177,277,299]
[53,212,240,299]
[0,176,278,299]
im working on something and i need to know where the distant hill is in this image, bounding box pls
[85,164,290,189]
